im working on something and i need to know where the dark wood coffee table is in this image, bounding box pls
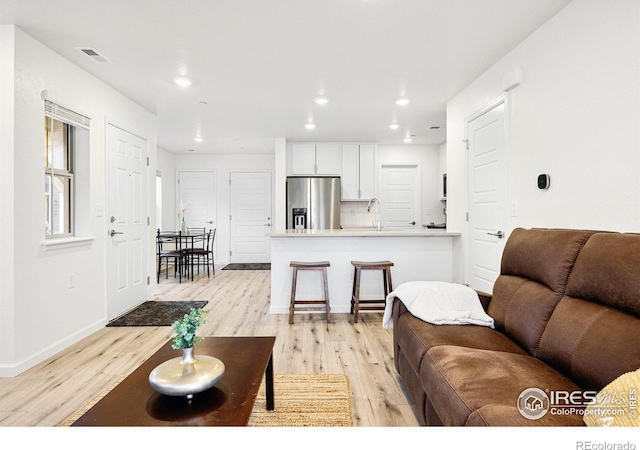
[71,336,276,426]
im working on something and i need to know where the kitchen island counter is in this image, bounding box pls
[269,228,459,238]
[269,229,460,316]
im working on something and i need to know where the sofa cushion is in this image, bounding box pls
[488,228,594,356]
[393,299,527,373]
[489,276,562,356]
[538,232,640,390]
[394,301,528,374]
[564,232,640,317]
[420,345,584,426]
[499,228,594,292]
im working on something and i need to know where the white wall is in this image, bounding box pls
[172,152,276,265]
[446,0,640,283]
[157,146,176,232]
[0,25,17,368]
[274,138,287,231]
[0,26,156,376]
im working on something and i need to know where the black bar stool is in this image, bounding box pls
[289,261,331,324]
[350,260,394,323]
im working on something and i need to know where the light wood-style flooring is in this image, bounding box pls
[0,267,420,427]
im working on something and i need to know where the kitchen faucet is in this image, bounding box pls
[367,198,381,231]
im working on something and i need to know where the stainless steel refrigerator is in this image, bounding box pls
[286,176,341,230]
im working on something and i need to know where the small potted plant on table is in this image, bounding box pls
[149,308,225,398]
[171,307,208,363]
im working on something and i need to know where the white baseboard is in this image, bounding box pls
[0,319,106,378]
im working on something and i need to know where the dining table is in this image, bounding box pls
[157,230,207,282]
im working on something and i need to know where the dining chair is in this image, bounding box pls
[183,227,207,278]
[187,228,216,278]
[156,230,184,283]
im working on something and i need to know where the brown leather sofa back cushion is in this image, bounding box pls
[488,228,594,356]
[538,233,640,389]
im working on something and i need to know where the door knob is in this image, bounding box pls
[409,221,416,225]
[487,231,504,239]
[110,229,124,237]
[264,223,272,227]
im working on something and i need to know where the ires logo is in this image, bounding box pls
[518,387,637,421]
[518,388,551,420]
[518,388,600,420]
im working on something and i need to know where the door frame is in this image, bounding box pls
[105,119,151,319]
[465,94,510,290]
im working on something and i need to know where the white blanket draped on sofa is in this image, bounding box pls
[382,281,495,329]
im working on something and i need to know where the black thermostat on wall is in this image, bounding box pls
[538,174,550,190]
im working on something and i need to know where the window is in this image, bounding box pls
[44,100,90,238]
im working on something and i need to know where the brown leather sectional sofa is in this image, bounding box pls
[391,228,640,426]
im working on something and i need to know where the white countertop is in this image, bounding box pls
[269,228,460,238]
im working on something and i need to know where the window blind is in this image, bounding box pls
[45,100,91,129]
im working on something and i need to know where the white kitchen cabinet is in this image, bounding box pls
[291,143,340,175]
[341,144,376,200]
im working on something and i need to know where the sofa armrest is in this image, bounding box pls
[476,290,493,312]
[392,296,408,317]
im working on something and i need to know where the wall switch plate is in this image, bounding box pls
[511,201,518,217]
[425,208,431,216]
[68,274,75,289]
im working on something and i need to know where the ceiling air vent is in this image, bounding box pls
[77,47,112,64]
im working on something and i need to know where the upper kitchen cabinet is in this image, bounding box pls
[341,144,376,201]
[290,143,340,175]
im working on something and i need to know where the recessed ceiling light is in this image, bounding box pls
[175,77,191,87]
[194,137,203,143]
[396,98,410,106]
[389,123,400,130]
[403,137,413,143]
[314,97,329,105]
[305,123,316,130]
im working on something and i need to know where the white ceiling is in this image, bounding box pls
[1,0,572,154]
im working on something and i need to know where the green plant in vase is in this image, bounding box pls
[149,307,224,397]
[171,307,209,351]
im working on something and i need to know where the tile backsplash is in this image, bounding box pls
[340,202,378,228]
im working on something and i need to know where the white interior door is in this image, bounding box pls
[467,100,507,294]
[177,171,216,231]
[379,164,420,229]
[230,172,272,263]
[107,124,148,320]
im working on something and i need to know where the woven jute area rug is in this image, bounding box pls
[248,373,354,427]
[60,373,353,427]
